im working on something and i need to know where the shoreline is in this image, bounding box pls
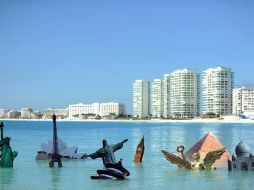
[1,118,254,124]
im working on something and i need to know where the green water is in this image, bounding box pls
[0,121,254,190]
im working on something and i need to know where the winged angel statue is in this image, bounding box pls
[162,145,225,170]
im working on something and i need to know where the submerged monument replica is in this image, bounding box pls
[36,139,87,160]
[134,136,145,162]
[228,141,254,171]
[89,139,128,165]
[185,132,231,168]
[162,132,229,170]
[0,122,18,168]
[89,139,130,179]
[49,114,62,167]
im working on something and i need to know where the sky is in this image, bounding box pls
[0,0,254,113]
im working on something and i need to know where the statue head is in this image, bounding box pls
[192,152,200,161]
[177,145,185,153]
[0,137,10,146]
[102,139,108,147]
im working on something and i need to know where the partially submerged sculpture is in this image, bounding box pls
[162,145,225,170]
[162,132,230,170]
[91,160,130,180]
[228,141,254,171]
[49,114,62,167]
[89,139,128,165]
[134,136,145,162]
[89,139,130,179]
[184,132,231,168]
[36,139,87,160]
[0,122,18,168]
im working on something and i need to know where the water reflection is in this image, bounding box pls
[227,171,254,190]
[0,168,14,188]
[50,168,62,190]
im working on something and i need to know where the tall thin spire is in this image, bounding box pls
[49,114,62,167]
[0,122,4,140]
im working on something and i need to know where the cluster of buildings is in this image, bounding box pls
[0,108,42,119]
[0,102,125,120]
[1,66,253,120]
[133,67,254,119]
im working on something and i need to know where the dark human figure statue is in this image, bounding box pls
[89,139,128,165]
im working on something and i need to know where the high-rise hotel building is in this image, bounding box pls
[202,67,234,115]
[133,80,150,118]
[233,87,254,117]
[151,79,163,118]
[162,74,170,118]
[169,69,200,118]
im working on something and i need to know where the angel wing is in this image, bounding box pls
[162,150,192,169]
[203,147,226,169]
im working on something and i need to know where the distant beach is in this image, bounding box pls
[2,118,254,124]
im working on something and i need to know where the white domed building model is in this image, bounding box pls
[228,141,254,171]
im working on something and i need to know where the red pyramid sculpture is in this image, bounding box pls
[185,132,231,168]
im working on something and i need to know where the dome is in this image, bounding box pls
[235,141,251,157]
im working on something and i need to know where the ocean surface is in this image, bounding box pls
[0,120,254,190]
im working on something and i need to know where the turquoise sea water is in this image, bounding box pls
[0,121,254,190]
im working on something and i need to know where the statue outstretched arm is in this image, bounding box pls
[89,148,105,159]
[113,139,128,152]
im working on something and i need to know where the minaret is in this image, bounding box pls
[49,114,62,167]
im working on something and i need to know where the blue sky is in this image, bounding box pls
[0,0,253,113]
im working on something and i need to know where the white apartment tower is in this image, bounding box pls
[233,87,254,117]
[169,69,200,118]
[202,67,234,115]
[151,79,163,118]
[133,80,150,118]
[162,74,170,118]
